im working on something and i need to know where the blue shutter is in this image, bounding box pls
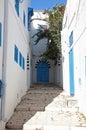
[0,23,2,46]
[19,52,22,67]
[15,0,19,16]
[14,45,18,63]
[23,57,25,70]
[23,11,26,26]
[28,8,33,31]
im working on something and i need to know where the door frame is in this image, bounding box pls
[69,48,75,95]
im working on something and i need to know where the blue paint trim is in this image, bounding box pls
[15,0,19,16]
[0,23,2,46]
[22,57,25,70]
[19,52,22,67]
[69,48,75,95]
[28,8,33,31]
[14,45,25,70]
[14,45,18,63]
[23,11,26,26]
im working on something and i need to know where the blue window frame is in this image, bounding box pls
[0,22,2,46]
[28,8,33,31]
[19,52,22,67]
[15,0,19,16]
[23,11,26,26]
[14,45,18,63]
[69,31,73,46]
[22,57,25,69]
[19,53,25,70]
[14,45,25,70]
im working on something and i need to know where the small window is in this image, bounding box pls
[0,22,2,46]
[22,57,25,70]
[23,11,26,26]
[14,45,18,63]
[15,0,19,16]
[28,8,33,31]
[19,52,22,67]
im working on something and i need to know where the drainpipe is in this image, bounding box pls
[1,0,9,122]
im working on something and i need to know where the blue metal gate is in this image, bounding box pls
[37,61,49,82]
[69,48,74,95]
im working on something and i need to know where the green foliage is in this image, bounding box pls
[32,4,65,64]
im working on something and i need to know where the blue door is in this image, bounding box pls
[69,48,74,95]
[37,61,49,82]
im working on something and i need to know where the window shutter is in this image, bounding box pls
[15,0,19,16]
[28,8,33,31]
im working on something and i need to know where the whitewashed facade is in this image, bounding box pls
[30,11,63,86]
[0,0,33,128]
[61,0,86,116]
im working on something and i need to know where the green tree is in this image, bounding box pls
[33,4,65,65]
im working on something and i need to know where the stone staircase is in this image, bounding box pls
[5,84,86,130]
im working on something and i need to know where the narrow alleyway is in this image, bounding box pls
[5,84,86,130]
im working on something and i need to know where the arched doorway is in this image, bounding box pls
[36,60,50,82]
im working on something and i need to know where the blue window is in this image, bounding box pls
[22,57,25,69]
[19,53,25,70]
[15,0,19,16]
[23,11,26,26]
[14,45,18,63]
[28,8,33,31]
[19,52,22,67]
[0,22,2,46]
[69,31,73,46]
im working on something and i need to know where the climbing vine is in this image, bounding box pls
[32,4,65,65]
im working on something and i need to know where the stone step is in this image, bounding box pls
[5,85,86,130]
[6,111,37,129]
[15,103,45,111]
[23,111,86,130]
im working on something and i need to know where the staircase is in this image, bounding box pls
[5,84,86,130]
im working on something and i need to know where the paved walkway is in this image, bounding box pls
[5,84,86,130]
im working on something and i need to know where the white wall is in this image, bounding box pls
[54,59,63,87]
[30,11,59,84]
[62,0,86,116]
[30,11,53,83]
[1,0,31,121]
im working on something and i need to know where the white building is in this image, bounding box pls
[61,0,86,116]
[0,0,33,129]
[30,11,63,86]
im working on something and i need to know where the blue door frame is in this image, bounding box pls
[37,61,49,82]
[69,48,75,95]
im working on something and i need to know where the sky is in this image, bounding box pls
[30,0,67,10]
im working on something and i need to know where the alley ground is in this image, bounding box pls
[5,84,86,130]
